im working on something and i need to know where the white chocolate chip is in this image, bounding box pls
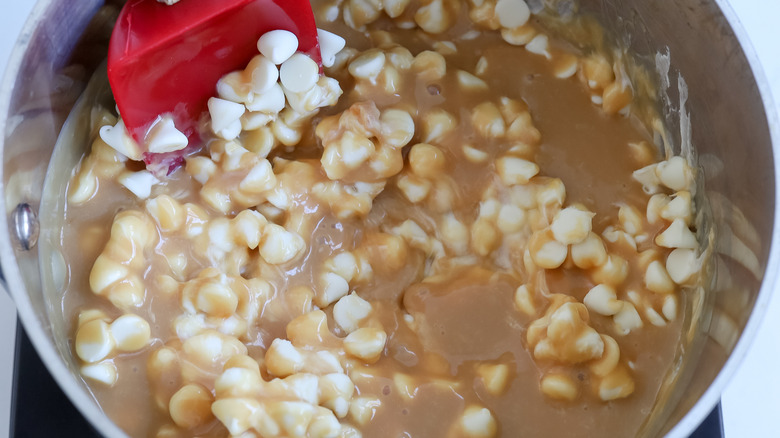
[598,368,635,401]
[75,319,115,363]
[280,53,320,93]
[459,405,497,438]
[440,213,470,254]
[208,97,245,133]
[216,71,249,103]
[655,218,698,249]
[319,272,351,307]
[393,373,418,401]
[246,54,279,94]
[245,83,286,113]
[613,302,643,335]
[348,51,386,81]
[553,54,579,79]
[666,248,699,285]
[583,284,621,316]
[571,232,607,269]
[285,374,319,404]
[434,41,457,55]
[476,363,510,396]
[118,170,159,200]
[265,339,305,377]
[344,327,387,363]
[589,335,620,377]
[660,191,693,224]
[618,204,643,236]
[476,56,489,76]
[646,193,670,224]
[501,25,537,46]
[197,282,238,317]
[241,111,274,130]
[656,156,693,191]
[397,175,431,203]
[319,373,355,418]
[217,120,243,141]
[633,164,661,194]
[591,255,629,286]
[463,144,489,163]
[80,362,118,386]
[525,34,550,59]
[146,116,188,154]
[99,119,143,161]
[497,204,526,234]
[380,109,415,147]
[318,28,346,68]
[350,397,382,426]
[645,307,667,327]
[645,260,675,294]
[540,373,578,401]
[662,295,678,321]
[495,0,531,29]
[550,207,594,245]
[496,156,539,185]
[110,314,151,352]
[259,224,305,264]
[514,284,536,316]
[325,252,359,283]
[257,29,299,65]
[529,230,568,269]
[239,159,275,192]
[333,292,372,334]
[456,70,488,91]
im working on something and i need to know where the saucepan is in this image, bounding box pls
[0,0,777,436]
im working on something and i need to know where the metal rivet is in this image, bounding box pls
[12,203,39,251]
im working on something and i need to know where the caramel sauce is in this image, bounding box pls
[60,5,685,437]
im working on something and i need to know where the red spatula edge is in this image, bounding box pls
[107,0,321,161]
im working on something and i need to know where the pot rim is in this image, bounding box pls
[0,1,777,437]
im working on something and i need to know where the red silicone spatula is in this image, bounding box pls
[107,0,321,170]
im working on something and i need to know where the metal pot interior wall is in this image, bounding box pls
[568,0,776,435]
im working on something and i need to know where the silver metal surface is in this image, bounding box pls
[0,1,777,437]
[11,203,39,251]
[568,0,780,436]
[0,1,128,437]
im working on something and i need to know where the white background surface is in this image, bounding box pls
[0,1,778,437]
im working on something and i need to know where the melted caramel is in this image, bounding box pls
[60,4,686,437]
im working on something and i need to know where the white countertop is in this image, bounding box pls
[1,1,779,437]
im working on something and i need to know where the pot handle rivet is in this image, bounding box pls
[12,203,39,251]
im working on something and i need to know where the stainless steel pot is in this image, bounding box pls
[1,1,777,437]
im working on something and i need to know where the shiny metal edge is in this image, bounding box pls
[0,1,127,437]
[665,0,780,436]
